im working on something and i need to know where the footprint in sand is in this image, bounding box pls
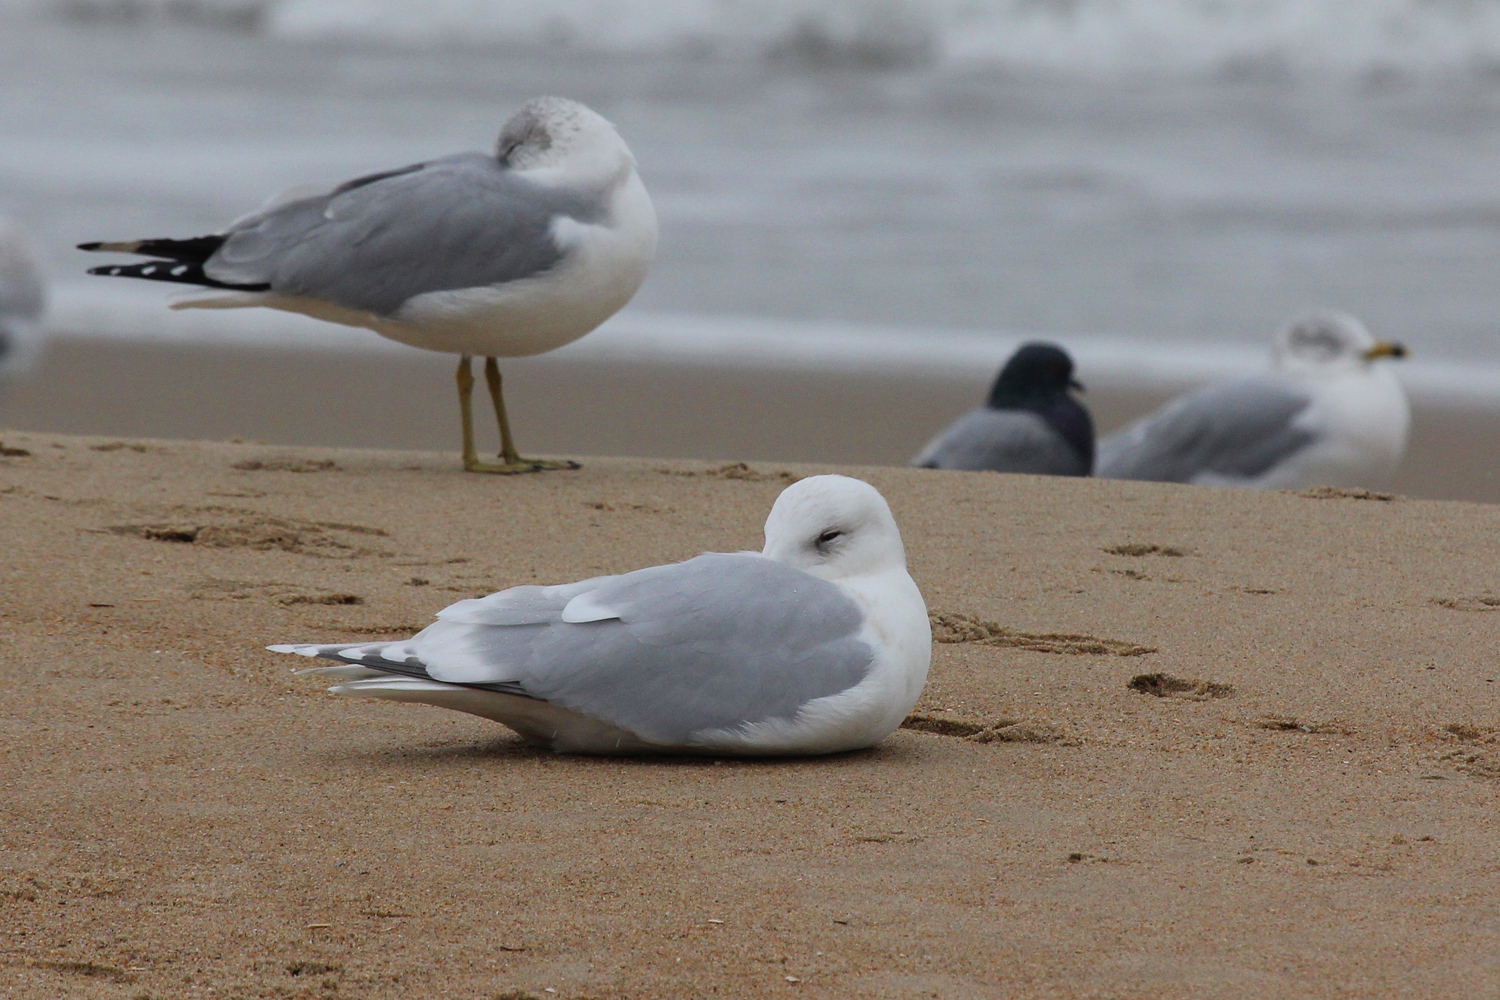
[1294,486,1397,501]
[231,457,339,473]
[187,579,364,606]
[1127,672,1234,700]
[1102,543,1195,557]
[1430,595,1500,611]
[901,713,1065,744]
[107,511,388,559]
[657,462,799,483]
[930,610,1155,657]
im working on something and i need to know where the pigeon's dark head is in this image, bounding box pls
[986,342,1081,410]
[986,341,1094,470]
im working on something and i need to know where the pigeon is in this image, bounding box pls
[913,341,1093,476]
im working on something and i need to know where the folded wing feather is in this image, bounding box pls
[275,553,875,746]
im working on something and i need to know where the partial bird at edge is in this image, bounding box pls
[0,216,47,395]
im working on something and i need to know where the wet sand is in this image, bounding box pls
[2,434,1498,998]
[3,336,1498,502]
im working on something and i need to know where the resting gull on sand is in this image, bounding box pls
[912,341,1093,476]
[0,217,46,393]
[80,96,657,474]
[1096,311,1408,490]
[270,475,931,756]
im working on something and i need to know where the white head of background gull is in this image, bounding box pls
[1095,310,1409,490]
[80,96,657,474]
[0,216,46,395]
[911,341,1094,476]
[269,475,931,756]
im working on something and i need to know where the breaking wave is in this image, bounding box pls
[19,0,1500,78]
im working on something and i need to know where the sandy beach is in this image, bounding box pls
[4,336,1498,505]
[5,10,1500,995]
[2,433,1498,998]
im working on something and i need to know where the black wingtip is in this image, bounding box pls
[77,235,225,261]
[83,258,270,291]
[79,240,145,254]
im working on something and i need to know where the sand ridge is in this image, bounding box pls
[2,433,1498,998]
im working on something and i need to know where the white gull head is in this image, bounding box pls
[495,95,637,186]
[1271,310,1407,378]
[761,474,907,581]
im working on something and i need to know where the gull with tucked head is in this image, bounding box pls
[1095,311,1409,490]
[80,96,657,474]
[269,475,931,756]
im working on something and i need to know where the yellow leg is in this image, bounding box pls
[454,355,579,474]
[483,357,579,471]
[456,354,483,470]
[484,357,523,465]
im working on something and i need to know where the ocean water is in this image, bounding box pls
[29,0,1500,77]
[1,3,1498,377]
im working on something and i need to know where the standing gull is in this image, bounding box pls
[270,475,931,756]
[912,341,1094,476]
[1096,311,1408,490]
[79,96,657,474]
[0,217,46,394]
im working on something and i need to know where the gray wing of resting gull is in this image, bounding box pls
[273,552,875,747]
[913,409,1090,475]
[200,152,608,314]
[1095,376,1319,483]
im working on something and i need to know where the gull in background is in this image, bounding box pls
[80,96,657,474]
[1095,311,1408,490]
[912,341,1094,476]
[270,475,931,756]
[0,216,46,394]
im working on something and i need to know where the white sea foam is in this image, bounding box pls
[7,0,264,28]
[265,0,1500,78]
[17,0,1500,78]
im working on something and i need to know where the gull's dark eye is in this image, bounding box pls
[815,529,844,551]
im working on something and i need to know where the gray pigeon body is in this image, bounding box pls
[913,408,1089,476]
[914,341,1093,476]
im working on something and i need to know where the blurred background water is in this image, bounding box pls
[0,1,1497,494]
[2,0,1498,358]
